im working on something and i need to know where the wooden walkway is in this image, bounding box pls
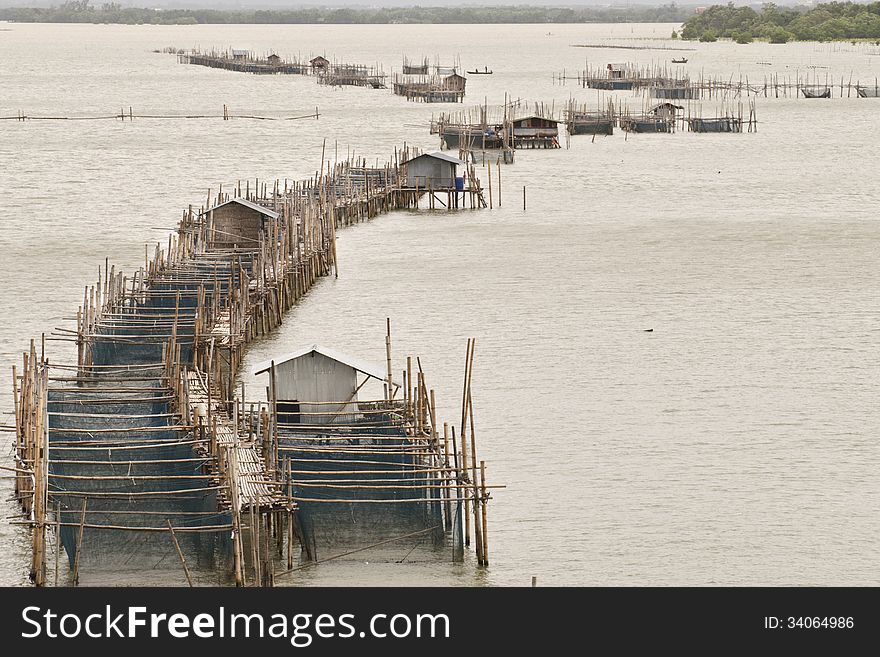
[186,368,281,511]
[14,144,490,585]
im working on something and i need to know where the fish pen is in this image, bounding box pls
[434,62,460,76]
[392,73,466,103]
[555,61,689,93]
[14,348,232,586]
[177,49,309,75]
[432,99,561,150]
[619,114,673,133]
[651,83,699,100]
[248,335,496,567]
[801,86,831,99]
[432,103,513,151]
[554,61,876,101]
[565,99,616,136]
[402,56,430,75]
[686,117,742,133]
[618,99,680,134]
[13,145,490,586]
[683,100,757,134]
[458,147,515,166]
[676,70,873,100]
[318,63,387,89]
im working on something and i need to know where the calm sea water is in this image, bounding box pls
[1,22,879,586]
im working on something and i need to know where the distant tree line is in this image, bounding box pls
[681,2,880,43]
[0,2,693,26]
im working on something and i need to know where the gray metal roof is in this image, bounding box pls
[513,115,560,124]
[253,344,398,387]
[401,151,464,166]
[211,197,280,220]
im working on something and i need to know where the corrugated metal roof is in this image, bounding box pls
[253,344,397,386]
[401,151,464,166]
[211,197,280,220]
[513,115,560,124]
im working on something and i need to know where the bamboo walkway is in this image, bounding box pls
[13,144,491,586]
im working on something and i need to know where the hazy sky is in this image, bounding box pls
[0,1,760,7]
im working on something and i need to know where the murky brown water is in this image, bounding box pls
[1,22,879,586]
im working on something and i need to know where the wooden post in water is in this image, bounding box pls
[443,422,452,531]
[487,161,493,210]
[30,360,47,585]
[250,502,260,586]
[54,502,61,587]
[72,498,87,586]
[480,460,489,565]
[286,459,294,569]
[385,318,393,401]
[230,448,244,587]
[167,520,194,587]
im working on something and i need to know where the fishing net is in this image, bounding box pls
[277,416,451,562]
[47,377,231,571]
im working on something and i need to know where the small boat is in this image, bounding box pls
[671,58,688,64]
[467,66,493,75]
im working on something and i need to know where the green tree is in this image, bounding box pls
[699,29,719,42]
[766,25,794,43]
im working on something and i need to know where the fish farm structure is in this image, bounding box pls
[600,99,757,135]
[432,100,563,151]
[317,63,387,89]
[178,49,309,75]
[554,61,880,101]
[431,103,513,151]
[392,73,467,103]
[402,56,430,75]
[565,103,615,136]
[564,97,616,136]
[12,146,494,587]
[651,83,700,100]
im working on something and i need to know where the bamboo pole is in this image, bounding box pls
[480,460,489,565]
[385,318,393,401]
[166,520,195,586]
[72,498,87,586]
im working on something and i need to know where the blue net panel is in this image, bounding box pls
[276,412,449,559]
[48,375,230,570]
